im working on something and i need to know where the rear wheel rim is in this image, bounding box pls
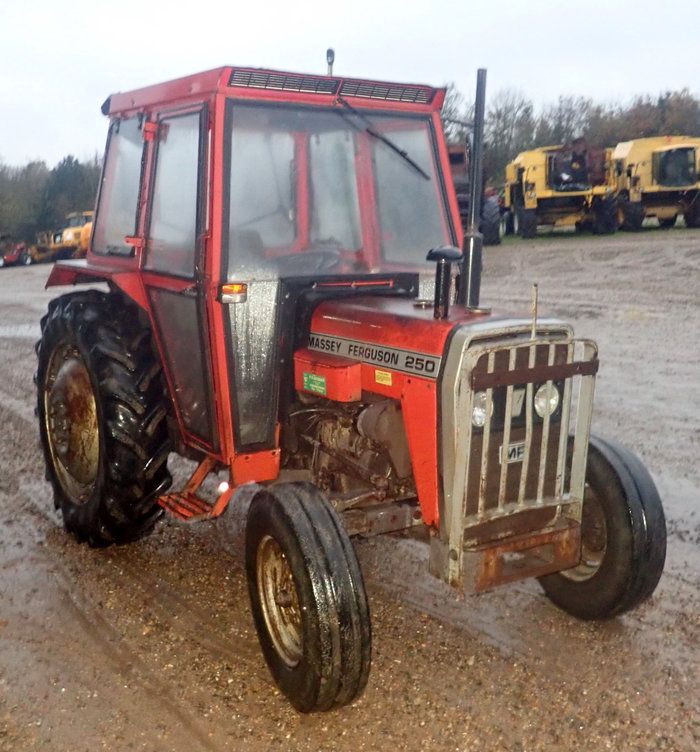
[45,345,100,502]
[256,535,303,667]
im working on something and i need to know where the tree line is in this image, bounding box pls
[0,156,100,242]
[442,86,700,185]
[2,87,699,240]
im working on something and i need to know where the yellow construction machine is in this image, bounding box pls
[612,136,700,230]
[21,211,93,265]
[504,139,617,238]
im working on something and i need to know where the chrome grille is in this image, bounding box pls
[440,331,598,573]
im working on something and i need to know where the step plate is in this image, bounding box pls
[159,492,215,521]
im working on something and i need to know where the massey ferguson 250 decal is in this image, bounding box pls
[308,333,441,378]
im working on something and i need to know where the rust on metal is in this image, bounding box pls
[461,519,581,594]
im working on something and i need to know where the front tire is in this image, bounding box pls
[620,198,644,231]
[36,291,171,546]
[518,207,537,239]
[592,195,617,234]
[246,482,371,712]
[539,436,666,619]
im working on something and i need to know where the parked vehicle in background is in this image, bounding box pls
[612,136,700,230]
[21,211,94,265]
[0,235,26,267]
[448,144,502,245]
[504,139,617,238]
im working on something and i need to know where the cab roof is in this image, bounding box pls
[103,66,446,118]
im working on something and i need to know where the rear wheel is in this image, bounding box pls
[36,290,171,545]
[20,253,33,265]
[683,197,700,228]
[539,435,666,619]
[480,195,502,246]
[246,482,371,712]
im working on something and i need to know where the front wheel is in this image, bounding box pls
[245,482,371,712]
[539,435,666,619]
[592,195,618,234]
[518,207,537,239]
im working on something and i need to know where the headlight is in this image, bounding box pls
[472,391,491,427]
[534,382,560,418]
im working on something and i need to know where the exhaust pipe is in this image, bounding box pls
[456,68,487,309]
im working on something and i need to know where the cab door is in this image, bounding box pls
[143,106,219,453]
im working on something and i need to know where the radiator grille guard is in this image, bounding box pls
[433,324,598,591]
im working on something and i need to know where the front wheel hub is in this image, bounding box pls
[256,535,303,667]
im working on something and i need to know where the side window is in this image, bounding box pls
[146,111,203,277]
[92,118,144,256]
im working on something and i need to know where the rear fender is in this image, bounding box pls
[46,262,149,311]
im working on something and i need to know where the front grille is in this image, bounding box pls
[441,334,598,550]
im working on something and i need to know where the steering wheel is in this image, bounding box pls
[275,249,344,275]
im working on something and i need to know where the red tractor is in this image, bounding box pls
[37,64,666,713]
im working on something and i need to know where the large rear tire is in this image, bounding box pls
[539,436,666,619]
[683,197,700,228]
[245,482,371,712]
[480,195,502,246]
[36,290,171,546]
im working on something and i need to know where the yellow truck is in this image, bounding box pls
[21,211,93,265]
[612,136,700,230]
[504,140,617,238]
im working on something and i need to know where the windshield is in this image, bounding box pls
[654,147,696,187]
[224,102,453,279]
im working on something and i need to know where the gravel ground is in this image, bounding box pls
[0,228,698,751]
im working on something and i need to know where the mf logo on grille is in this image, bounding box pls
[500,441,526,464]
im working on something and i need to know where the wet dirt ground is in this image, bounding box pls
[1,229,698,751]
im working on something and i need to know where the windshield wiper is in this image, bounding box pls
[335,96,431,181]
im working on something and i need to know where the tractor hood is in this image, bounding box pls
[307,296,569,379]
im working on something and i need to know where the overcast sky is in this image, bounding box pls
[1,0,698,167]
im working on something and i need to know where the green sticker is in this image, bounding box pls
[303,372,327,395]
